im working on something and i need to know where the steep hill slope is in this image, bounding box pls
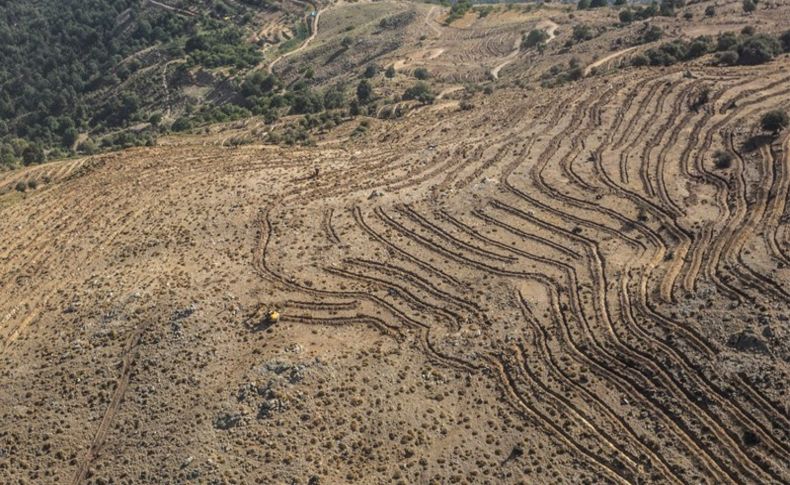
[1,1,790,484]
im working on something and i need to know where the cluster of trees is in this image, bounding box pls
[631,28,789,68]
[0,0,271,169]
[445,0,473,24]
[714,29,787,66]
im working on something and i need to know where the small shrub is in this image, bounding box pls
[742,0,755,13]
[459,100,475,111]
[364,64,378,78]
[356,80,373,104]
[385,65,396,78]
[781,30,790,52]
[761,110,789,134]
[714,150,733,169]
[619,9,634,23]
[27,179,38,190]
[413,67,430,80]
[641,25,664,43]
[15,181,27,192]
[631,53,650,66]
[573,24,594,42]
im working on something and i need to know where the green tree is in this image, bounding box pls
[63,127,79,148]
[742,0,756,13]
[619,9,634,22]
[22,144,45,166]
[385,65,396,78]
[704,5,715,16]
[577,0,591,9]
[737,35,781,65]
[414,67,430,80]
[523,29,550,48]
[364,64,378,78]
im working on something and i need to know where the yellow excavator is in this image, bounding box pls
[264,310,280,324]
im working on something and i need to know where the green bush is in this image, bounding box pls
[705,5,715,16]
[323,85,347,110]
[403,82,435,104]
[414,68,430,80]
[573,24,595,42]
[715,50,739,66]
[356,80,373,104]
[717,32,739,52]
[523,29,550,48]
[619,9,634,23]
[640,25,664,43]
[737,35,781,65]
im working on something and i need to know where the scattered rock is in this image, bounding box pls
[172,304,197,321]
[213,412,242,430]
[727,331,769,354]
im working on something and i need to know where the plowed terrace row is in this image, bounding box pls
[1,60,789,484]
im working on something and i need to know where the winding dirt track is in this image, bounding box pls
[491,20,557,79]
[268,1,324,74]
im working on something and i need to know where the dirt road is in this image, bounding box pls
[584,46,638,76]
[268,4,324,74]
[490,20,558,79]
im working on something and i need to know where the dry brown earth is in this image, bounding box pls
[1,1,789,484]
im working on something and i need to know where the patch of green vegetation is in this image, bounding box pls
[0,0,274,168]
[541,58,584,88]
[278,23,310,54]
[631,29,787,68]
[445,0,473,24]
[403,82,436,104]
[185,24,262,68]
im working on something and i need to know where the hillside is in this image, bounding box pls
[0,0,314,166]
[1,0,790,484]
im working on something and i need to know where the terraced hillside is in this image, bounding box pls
[1,1,789,484]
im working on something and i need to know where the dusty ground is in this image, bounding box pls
[1,1,790,484]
